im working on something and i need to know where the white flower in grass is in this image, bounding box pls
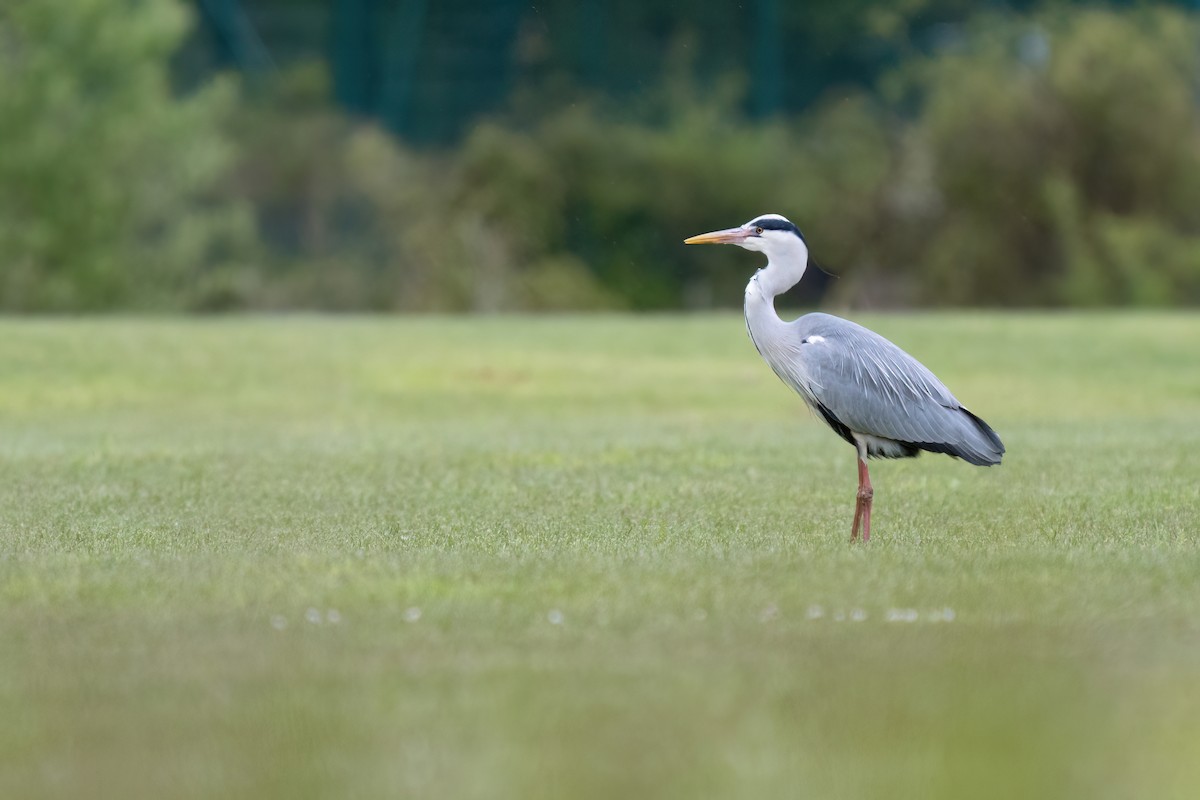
[547,609,564,625]
[403,606,422,623]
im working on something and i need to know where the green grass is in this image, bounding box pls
[1,312,1198,799]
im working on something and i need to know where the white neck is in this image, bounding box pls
[744,238,809,345]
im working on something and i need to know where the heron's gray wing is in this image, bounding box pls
[791,314,1004,465]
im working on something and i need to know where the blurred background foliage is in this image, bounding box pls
[2,0,1200,311]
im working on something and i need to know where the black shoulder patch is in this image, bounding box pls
[813,400,856,447]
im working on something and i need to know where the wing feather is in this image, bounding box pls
[783,314,1004,465]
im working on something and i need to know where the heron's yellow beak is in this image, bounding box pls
[684,227,749,245]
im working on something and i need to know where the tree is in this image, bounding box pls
[0,0,252,310]
[891,8,1200,306]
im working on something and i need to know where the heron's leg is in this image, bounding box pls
[851,439,874,543]
[858,457,874,543]
[851,474,864,542]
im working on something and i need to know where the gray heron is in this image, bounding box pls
[685,214,1004,542]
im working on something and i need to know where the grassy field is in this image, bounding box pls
[1,312,1198,799]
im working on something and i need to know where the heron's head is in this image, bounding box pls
[683,214,807,259]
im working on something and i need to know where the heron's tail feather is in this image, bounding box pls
[935,407,1004,466]
[902,407,1003,466]
[961,408,1005,462]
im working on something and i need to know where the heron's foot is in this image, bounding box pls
[858,485,873,542]
[851,485,874,543]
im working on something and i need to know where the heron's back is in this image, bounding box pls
[761,313,1004,465]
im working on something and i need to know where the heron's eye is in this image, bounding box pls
[755,226,764,235]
